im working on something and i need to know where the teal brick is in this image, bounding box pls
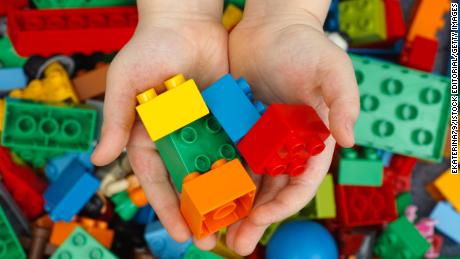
[351,54,450,162]
[339,0,386,45]
[374,217,430,259]
[396,192,412,216]
[32,0,135,8]
[299,174,336,219]
[337,147,383,186]
[2,98,97,155]
[0,206,26,259]
[156,114,239,192]
[51,226,118,259]
[184,244,223,259]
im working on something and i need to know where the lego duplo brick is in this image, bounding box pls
[396,192,412,216]
[12,148,63,169]
[0,35,27,68]
[351,54,450,162]
[406,0,450,43]
[433,169,460,212]
[7,7,137,57]
[44,159,100,221]
[0,0,28,16]
[0,182,30,236]
[337,147,384,186]
[2,98,97,154]
[383,155,417,194]
[299,174,336,219]
[339,0,387,45]
[136,74,209,141]
[0,146,47,219]
[144,221,191,259]
[374,217,431,258]
[184,244,223,259]
[50,226,117,259]
[0,206,26,259]
[335,182,397,227]
[180,159,256,239]
[0,67,27,92]
[72,64,108,100]
[32,0,135,8]
[383,0,405,42]
[156,114,240,192]
[202,74,265,143]
[237,104,330,176]
[222,4,243,31]
[400,36,439,72]
[50,218,114,248]
[9,62,80,103]
[45,150,94,182]
[111,191,140,221]
[337,230,365,256]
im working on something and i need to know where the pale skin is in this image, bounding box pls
[91,0,360,256]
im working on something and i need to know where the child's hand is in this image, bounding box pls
[91,1,227,250]
[226,1,360,255]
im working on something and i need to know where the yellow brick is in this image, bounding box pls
[434,169,460,212]
[9,62,79,104]
[222,4,243,31]
[136,74,209,141]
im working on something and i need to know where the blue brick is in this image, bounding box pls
[44,159,100,222]
[134,205,156,225]
[0,67,27,93]
[377,149,393,167]
[144,221,191,259]
[430,202,460,244]
[45,150,93,182]
[202,74,265,143]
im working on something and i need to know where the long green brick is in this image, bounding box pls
[299,174,336,219]
[2,98,96,154]
[0,206,26,259]
[156,114,239,192]
[338,147,383,186]
[32,0,135,8]
[339,0,386,45]
[351,54,450,162]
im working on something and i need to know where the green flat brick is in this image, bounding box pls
[2,98,97,155]
[51,226,118,259]
[32,0,135,8]
[184,244,223,259]
[338,147,383,186]
[374,217,430,259]
[299,174,336,219]
[0,206,26,259]
[0,36,27,68]
[396,192,412,216]
[339,0,386,45]
[351,54,450,162]
[156,114,240,192]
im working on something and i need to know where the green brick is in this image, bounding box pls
[0,36,27,68]
[111,191,138,221]
[351,54,450,162]
[0,206,26,259]
[32,0,135,8]
[396,192,412,216]
[12,148,62,168]
[339,0,386,45]
[299,174,336,219]
[156,114,239,192]
[2,98,97,155]
[224,0,245,9]
[184,244,223,259]
[337,147,383,186]
[51,226,118,259]
[374,217,430,259]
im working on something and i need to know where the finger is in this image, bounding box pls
[227,218,269,256]
[127,122,191,242]
[91,61,137,166]
[320,47,360,148]
[249,136,335,225]
[193,234,218,251]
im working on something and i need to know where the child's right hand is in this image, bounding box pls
[91,1,227,250]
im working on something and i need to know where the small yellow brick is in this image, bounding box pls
[434,169,460,212]
[222,4,243,31]
[136,74,209,141]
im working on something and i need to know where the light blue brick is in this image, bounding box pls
[430,202,460,244]
[45,150,93,182]
[0,67,27,93]
[144,221,191,259]
[44,159,100,222]
[202,74,265,143]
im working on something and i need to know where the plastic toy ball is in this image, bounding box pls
[266,220,338,259]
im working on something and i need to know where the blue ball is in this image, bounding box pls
[266,220,338,259]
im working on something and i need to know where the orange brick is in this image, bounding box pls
[425,183,444,201]
[406,0,450,42]
[49,218,114,248]
[72,64,108,100]
[180,159,256,239]
[50,221,79,246]
[434,169,460,212]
